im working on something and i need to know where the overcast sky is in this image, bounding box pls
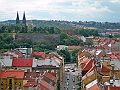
[0,0,120,22]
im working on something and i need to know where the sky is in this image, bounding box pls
[0,0,120,22]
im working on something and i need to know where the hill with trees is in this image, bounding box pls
[1,20,120,30]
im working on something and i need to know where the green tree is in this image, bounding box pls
[71,49,79,63]
[57,49,71,62]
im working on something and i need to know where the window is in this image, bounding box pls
[9,79,13,89]
[1,82,3,85]
[19,82,21,86]
[15,82,17,85]
[9,79,12,84]
[27,69,30,72]
[9,85,12,89]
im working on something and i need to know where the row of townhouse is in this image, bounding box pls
[77,37,120,90]
[0,69,56,90]
[0,48,64,90]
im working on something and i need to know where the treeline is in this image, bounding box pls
[0,34,14,51]
[57,49,79,63]
[0,25,100,52]
[60,32,84,46]
[1,20,120,29]
[0,33,56,52]
[0,25,61,34]
[0,25,99,37]
[77,21,120,29]
[75,29,99,37]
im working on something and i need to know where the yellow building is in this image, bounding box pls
[0,70,24,90]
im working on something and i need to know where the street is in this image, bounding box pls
[61,64,80,90]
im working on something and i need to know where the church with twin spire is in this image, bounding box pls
[16,11,26,26]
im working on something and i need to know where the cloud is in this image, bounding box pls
[50,0,111,14]
[110,0,120,3]
[0,0,119,22]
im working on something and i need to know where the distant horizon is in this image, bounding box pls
[1,0,120,22]
[0,19,120,23]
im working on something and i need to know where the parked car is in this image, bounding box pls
[65,68,69,72]
[66,82,69,86]
[72,86,75,90]
[66,86,69,90]
[67,75,70,80]
[73,77,75,82]
[72,69,75,72]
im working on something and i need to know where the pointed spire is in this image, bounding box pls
[22,11,26,25]
[16,11,20,24]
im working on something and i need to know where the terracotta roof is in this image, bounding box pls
[32,52,48,58]
[82,63,95,80]
[86,79,99,90]
[24,81,37,87]
[80,58,90,68]
[100,66,110,72]
[0,70,24,78]
[48,72,56,77]
[109,51,120,59]
[12,58,33,67]
[110,55,117,59]
[117,56,120,59]
[86,64,95,74]
[40,80,54,90]
[4,50,23,58]
[109,86,120,90]
[24,72,41,80]
[67,46,81,49]
[44,73,56,83]
[82,59,93,71]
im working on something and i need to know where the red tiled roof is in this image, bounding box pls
[12,58,33,67]
[109,86,120,90]
[109,51,120,59]
[4,50,23,58]
[86,83,99,90]
[44,73,56,83]
[32,52,48,58]
[67,46,81,49]
[86,64,95,74]
[117,56,120,59]
[86,79,99,90]
[110,55,117,59]
[100,66,110,72]
[40,80,54,90]
[48,72,56,77]
[24,72,41,80]
[82,59,93,71]
[0,70,24,78]
[24,81,37,87]
[80,58,90,65]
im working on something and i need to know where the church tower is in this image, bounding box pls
[22,12,26,26]
[16,11,20,24]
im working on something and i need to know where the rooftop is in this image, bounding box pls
[40,80,54,90]
[33,58,60,67]
[32,52,48,58]
[0,70,24,79]
[12,58,33,67]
